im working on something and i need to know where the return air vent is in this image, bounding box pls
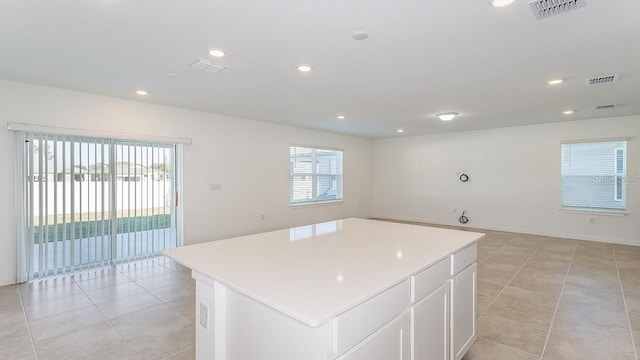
[586,75,618,86]
[189,59,226,74]
[594,104,618,110]
[528,0,586,20]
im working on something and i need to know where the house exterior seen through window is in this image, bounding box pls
[561,139,627,211]
[290,146,343,205]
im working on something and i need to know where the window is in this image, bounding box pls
[290,145,343,205]
[561,139,627,211]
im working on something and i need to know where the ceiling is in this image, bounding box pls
[1,0,639,138]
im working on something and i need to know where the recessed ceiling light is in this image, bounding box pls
[490,0,516,7]
[563,110,575,115]
[396,129,404,133]
[337,114,346,120]
[548,79,563,85]
[209,49,226,57]
[136,90,148,95]
[437,112,458,121]
[297,64,313,72]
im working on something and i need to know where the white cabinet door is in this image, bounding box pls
[451,263,477,360]
[337,312,409,360]
[411,283,449,360]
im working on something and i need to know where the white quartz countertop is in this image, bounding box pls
[162,218,484,327]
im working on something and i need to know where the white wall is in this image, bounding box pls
[373,116,640,245]
[0,79,374,285]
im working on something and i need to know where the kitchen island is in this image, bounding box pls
[162,218,484,360]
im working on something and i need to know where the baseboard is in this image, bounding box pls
[371,214,640,247]
[0,274,16,286]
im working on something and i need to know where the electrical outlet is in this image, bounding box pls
[199,302,208,329]
[261,214,265,221]
[589,217,596,224]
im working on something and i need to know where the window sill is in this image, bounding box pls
[559,207,629,216]
[290,200,343,208]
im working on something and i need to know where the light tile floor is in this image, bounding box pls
[2,224,640,360]
[463,229,640,360]
[0,257,195,360]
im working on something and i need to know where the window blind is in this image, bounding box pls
[561,140,627,210]
[290,146,343,204]
[19,132,180,280]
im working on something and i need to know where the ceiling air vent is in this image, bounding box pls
[204,63,226,74]
[189,59,227,74]
[586,75,618,86]
[594,104,618,110]
[528,0,586,20]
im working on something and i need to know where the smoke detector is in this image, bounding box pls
[528,0,586,20]
[585,75,619,86]
[189,59,226,74]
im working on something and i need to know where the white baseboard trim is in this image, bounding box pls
[0,274,17,286]
[370,214,640,247]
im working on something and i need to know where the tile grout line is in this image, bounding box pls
[476,234,558,358]
[477,235,546,321]
[12,256,191,360]
[114,259,195,358]
[81,259,193,359]
[122,256,194,310]
[537,243,578,360]
[474,335,540,359]
[476,234,515,319]
[70,270,143,360]
[613,248,640,360]
[16,285,39,360]
[160,346,194,360]
[477,235,551,358]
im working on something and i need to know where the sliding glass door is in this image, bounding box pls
[23,133,179,279]
[113,140,177,261]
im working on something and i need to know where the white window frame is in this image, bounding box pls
[614,147,624,202]
[559,138,629,215]
[290,145,343,206]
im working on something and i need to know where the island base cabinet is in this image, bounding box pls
[184,232,480,360]
[451,263,477,360]
[227,289,336,360]
[193,272,414,360]
[337,311,410,360]
[411,283,449,360]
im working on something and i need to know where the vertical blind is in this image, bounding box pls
[290,146,343,204]
[561,139,627,210]
[20,132,179,280]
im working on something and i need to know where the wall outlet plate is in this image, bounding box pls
[199,302,208,329]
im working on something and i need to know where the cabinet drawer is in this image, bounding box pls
[451,243,477,275]
[336,311,409,360]
[333,279,410,355]
[411,257,450,302]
